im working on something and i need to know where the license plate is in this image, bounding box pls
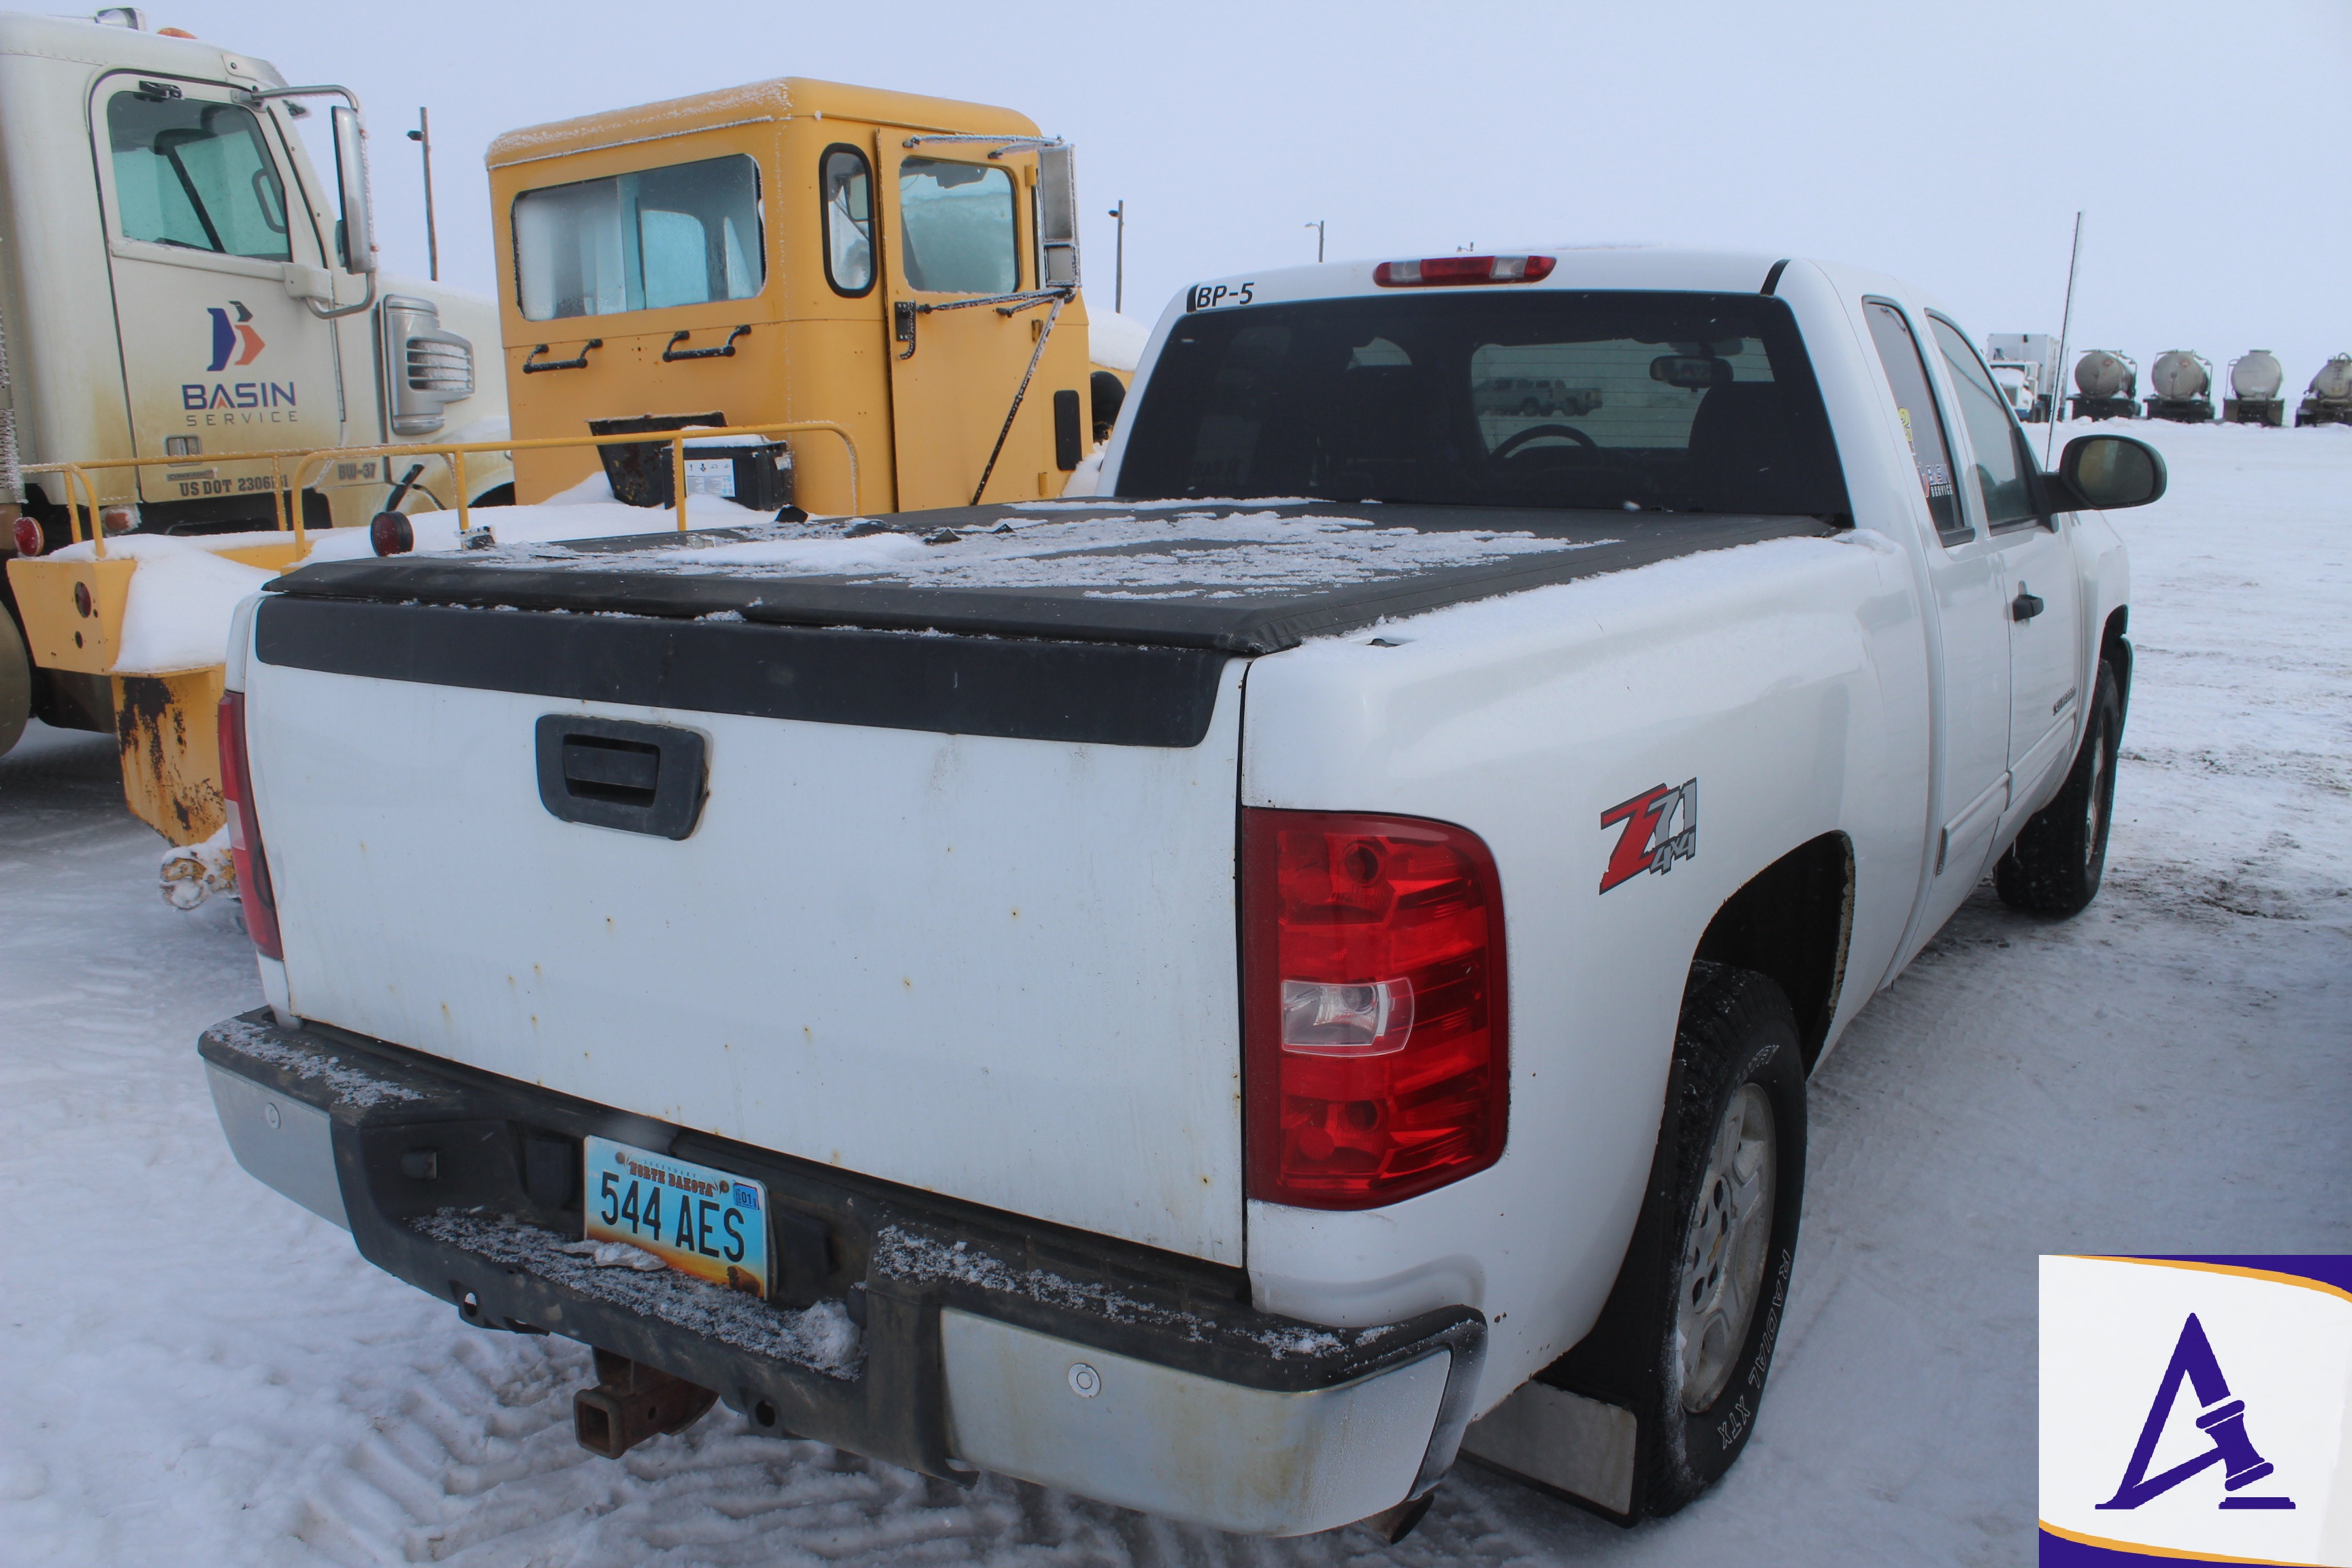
[585,1136,769,1297]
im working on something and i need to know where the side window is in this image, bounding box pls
[513,154,764,321]
[1863,301,1967,544]
[105,91,291,261]
[821,146,874,295]
[1929,317,2039,529]
[897,157,1017,295]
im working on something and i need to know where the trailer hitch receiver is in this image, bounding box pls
[573,1349,717,1458]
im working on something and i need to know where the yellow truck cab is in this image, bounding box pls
[490,78,1096,515]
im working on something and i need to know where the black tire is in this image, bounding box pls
[1995,660,2121,917]
[1484,964,1806,1524]
[470,483,516,509]
[0,608,29,758]
[1639,964,1808,1516]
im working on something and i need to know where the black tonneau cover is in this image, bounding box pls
[272,501,1835,657]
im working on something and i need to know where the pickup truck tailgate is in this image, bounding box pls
[245,598,1249,1264]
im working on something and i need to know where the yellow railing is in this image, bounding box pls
[23,421,860,560]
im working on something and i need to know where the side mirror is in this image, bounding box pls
[1037,143,1079,289]
[331,105,376,275]
[2052,434,2166,512]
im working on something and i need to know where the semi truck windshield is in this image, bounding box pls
[1119,291,1849,517]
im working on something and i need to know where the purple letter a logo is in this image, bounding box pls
[2097,1313,2295,1512]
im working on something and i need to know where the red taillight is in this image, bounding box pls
[217,691,282,960]
[1243,809,1507,1209]
[1372,255,1556,287]
[370,511,414,556]
[10,514,42,557]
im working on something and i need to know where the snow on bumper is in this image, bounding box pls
[197,1009,1486,1536]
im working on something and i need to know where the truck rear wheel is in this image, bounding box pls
[0,609,31,758]
[1638,963,1806,1516]
[1475,965,1807,1521]
[1995,659,2121,917]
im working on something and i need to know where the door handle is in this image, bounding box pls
[662,325,750,362]
[522,340,603,374]
[535,715,706,839]
[2011,586,2046,622]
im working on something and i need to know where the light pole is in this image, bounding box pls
[406,108,438,282]
[1106,200,1125,314]
[1306,218,1324,263]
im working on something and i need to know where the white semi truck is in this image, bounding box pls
[198,246,2165,1537]
[1988,332,2058,423]
[0,8,508,779]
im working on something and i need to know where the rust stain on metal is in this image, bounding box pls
[111,669,225,845]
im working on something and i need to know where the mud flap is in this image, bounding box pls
[112,668,225,845]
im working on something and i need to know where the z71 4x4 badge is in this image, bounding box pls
[1599,778,1698,893]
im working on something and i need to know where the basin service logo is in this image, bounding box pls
[207,300,265,370]
[183,301,298,425]
[1598,778,1697,893]
[2040,1255,2352,1566]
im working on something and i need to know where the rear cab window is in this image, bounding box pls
[513,154,764,321]
[1862,300,1969,545]
[1119,290,1849,517]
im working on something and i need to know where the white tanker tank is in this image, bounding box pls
[2144,350,2215,423]
[2312,357,2352,402]
[2225,351,2286,427]
[2070,349,2140,420]
[2297,353,2352,427]
[2230,352,2283,400]
[2150,351,2211,399]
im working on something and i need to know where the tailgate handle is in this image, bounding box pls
[535,716,706,840]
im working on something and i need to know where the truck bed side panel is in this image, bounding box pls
[1235,533,1925,1403]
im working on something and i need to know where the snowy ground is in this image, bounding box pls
[2,421,2346,1566]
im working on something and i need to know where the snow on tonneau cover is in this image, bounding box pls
[247,500,1830,1265]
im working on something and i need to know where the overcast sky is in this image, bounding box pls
[163,0,2352,397]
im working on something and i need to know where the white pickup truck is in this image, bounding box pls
[199,248,2164,1539]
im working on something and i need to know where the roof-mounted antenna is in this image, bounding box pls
[2047,211,2084,468]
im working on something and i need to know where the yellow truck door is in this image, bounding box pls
[89,75,343,521]
[879,140,1062,509]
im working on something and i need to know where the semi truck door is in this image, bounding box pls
[1925,318,2086,819]
[879,141,1053,509]
[1863,301,2014,919]
[90,77,344,525]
